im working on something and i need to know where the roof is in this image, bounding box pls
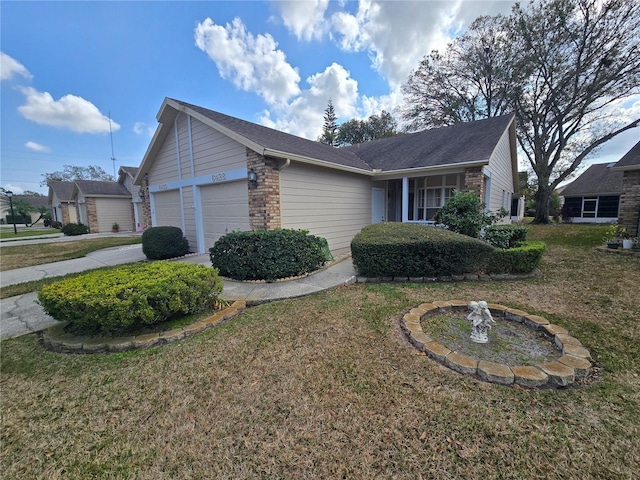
[561,163,624,196]
[344,114,515,171]
[13,195,49,209]
[612,141,640,171]
[48,181,75,202]
[119,166,139,178]
[73,180,131,197]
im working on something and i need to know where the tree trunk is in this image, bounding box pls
[533,183,551,224]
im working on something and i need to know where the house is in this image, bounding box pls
[48,181,78,225]
[71,180,134,233]
[117,166,145,231]
[1,194,49,225]
[561,163,624,223]
[134,98,519,254]
[612,141,640,237]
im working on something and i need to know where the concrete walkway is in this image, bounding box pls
[0,242,357,341]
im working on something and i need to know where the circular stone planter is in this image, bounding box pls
[401,300,593,388]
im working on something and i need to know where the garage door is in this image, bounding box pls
[153,190,182,228]
[95,198,133,232]
[201,181,249,250]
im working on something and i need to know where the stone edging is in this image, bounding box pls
[40,301,246,354]
[356,270,540,283]
[401,300,593,388]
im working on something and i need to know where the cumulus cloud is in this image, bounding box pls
[2,184,24,194]
[0,52,32,81]
[274,0,329,41]
[133,121,155,136]
[25,141,50,152]
[17,87,119,134]
[195,17,301,106]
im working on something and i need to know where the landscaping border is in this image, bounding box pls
[401,300,593,388]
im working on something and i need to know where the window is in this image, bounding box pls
[582,198,597,218]
[412,174,460,221]
[597,196,619,218]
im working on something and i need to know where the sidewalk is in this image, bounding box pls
[0,243,357,341]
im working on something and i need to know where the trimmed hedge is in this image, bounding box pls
[484,224,529,249]
[351,223,495,277]
[142,226,190,260]
[61,222,88,236]
[487,241,546,274]
[38,262,223,334]
[210,229,329,281]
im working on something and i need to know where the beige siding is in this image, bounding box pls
[148,124,179,184]
[191,118,247,176]
[177,115,192,179]
[487,128,515,220]
[95,198,134,232]
[181,186,197,251]
[153,190,182,229]
[201,181,250,250]
[280,163,371,251]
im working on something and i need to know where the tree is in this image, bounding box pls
[318,99,339,146]
[337,111,399,146]
[41,164,114,187]
[400,0,640,223]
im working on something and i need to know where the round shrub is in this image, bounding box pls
[61,222,88,236]
[483,225,529,249]
[38,262,223,335]
[210,229,328,281]
[435,190,506,238]
[142,226,190,260]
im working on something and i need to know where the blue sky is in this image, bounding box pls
[1,0,638,195]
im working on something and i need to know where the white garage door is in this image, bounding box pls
[153,190,182,228]
[96,198,133,232]
[201,181,249,250]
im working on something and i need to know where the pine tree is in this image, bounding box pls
[318,99,339,146]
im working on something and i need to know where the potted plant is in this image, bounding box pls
[603,223,627,249]
[112,222,119,233]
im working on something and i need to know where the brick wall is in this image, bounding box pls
[61,204,71,225]
[85,198,99,233]
[618,170,640,237]
[140,175,152,230]
[247,149,282,230]
[463,166,484,199]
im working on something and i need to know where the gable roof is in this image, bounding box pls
[48,181,75,202]
[13,195,49,209]
[118,166,139,180]
[135,97,516,184]
[612,141,640,171]
[72,180,131,198]
[561,163,624,196]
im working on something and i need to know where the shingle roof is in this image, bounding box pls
[48,181,75,201]
[614,141,640,169]
[14,195,49,209]
[74,180,131,197]
[343,114,514,171]
[119,166,138,178]
[561,163,624,196]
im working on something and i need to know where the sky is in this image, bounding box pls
[1,0,638,195]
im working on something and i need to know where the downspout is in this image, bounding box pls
[279,158,291,171]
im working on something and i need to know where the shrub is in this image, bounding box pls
[61,222,88,236]
[50,220,62,229]
[483,225,529,249]
[142,226,190,260]
[210,229,328,281]
[487,241,546,274]
[38,262,223,335]
[351,223,495,277]
[435,190,506,238]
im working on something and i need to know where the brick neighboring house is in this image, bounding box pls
[612,141,640,237]
[134,97,520,254]
[71,180,134,233]
[48,181,78,225]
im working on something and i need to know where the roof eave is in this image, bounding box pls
[611,164,640,172]
[373,159,489,179]
[263,148,374,175]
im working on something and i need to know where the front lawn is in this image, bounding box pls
[1,223,639,478]
[0,228,61,240]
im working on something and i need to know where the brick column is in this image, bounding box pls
[247,149,281,230]
[86,198,99,232]
[61,204,71,225]
[618,170,640,237]
[140,174,152,230]
[463,166,484,199]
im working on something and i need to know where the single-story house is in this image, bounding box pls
[134,97,519,254]
[561,163,624,223]
[117,166,145,231]
[72,180,134,233]
[612,141,640,237]
[1,194,49,225]
[48,181,78,225]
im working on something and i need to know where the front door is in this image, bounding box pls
[372,187,385,223]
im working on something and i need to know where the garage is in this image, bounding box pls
[153,189,182,228]
[200,181,249,250]
[95,198,134,232]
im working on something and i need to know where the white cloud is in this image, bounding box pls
[3,184,24,195]
[17,87,119,134]
[25,141,50,152]
[133,121,155,136]
[194,17,301,106]
[274,0,330,41]
[0,52,32,81]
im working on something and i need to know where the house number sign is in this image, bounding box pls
[211,172,227,183]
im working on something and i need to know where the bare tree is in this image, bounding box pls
[41,164,114,187]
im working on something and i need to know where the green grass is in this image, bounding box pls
[0,228,61,240]
[1,223,639,478]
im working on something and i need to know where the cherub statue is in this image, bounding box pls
[468,300,495,343]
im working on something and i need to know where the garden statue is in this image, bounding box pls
[467,300,496,343]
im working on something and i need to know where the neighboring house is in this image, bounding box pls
[612,141,640,237]
[72,180,134,233]
[561,163,624,223]
[117,166,145,231]
[48,181,78,225]
[1,194,49,225]
[134,97,519,254]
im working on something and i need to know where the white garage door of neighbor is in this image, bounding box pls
[153,190,182,228]
[201,181,249,249]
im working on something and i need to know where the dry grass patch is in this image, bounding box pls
[1,224,639,478]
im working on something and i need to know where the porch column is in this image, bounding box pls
[402,177,409,222]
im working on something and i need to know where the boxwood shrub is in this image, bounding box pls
[210,229,329,281]
[483,224,529,249]
[487,241,546,274]
[61,222,88,236]
[38,262,223,335]
[351,223,495,277]
[142,226,190,260]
